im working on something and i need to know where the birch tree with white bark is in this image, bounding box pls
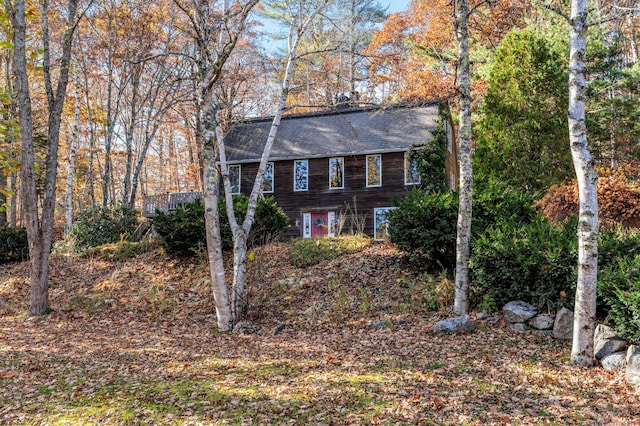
[567,0,598,367]
[174,0,260,331]
[176,0,332,330]
[219,0,332,322]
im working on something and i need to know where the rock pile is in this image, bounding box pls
[501,300,640,394]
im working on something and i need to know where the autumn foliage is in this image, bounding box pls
[364,0,533,101]
[536,177,640,228]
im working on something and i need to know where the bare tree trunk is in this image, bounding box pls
[65,69,82,235]
[629,14,638,64]
[201,103,233,331]
[569,0,598,367]
[130,129,157,207]
[103,15,115,208]
[3,48,16,226]
[453,0,472,316]
[80,52,96,208]
[0,50,9,226]
[9,0,46,313]
[0,166,6,227]
[122,69,142,206]
[8,0,78,315]
[9,168,17,226]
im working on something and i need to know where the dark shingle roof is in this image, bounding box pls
[223,103,440,163]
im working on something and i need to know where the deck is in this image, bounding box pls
[142,192,202,217]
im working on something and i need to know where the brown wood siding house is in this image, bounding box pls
[224,101,458,240]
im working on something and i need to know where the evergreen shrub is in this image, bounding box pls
[0,225,29,263]
[153,198,206,256]
[473,175,539,234]
[386,190,458,270]
[153,195,287,256]
[470,217,578,311]
[599,254,640,343]
[223,195,289,249]
[71,207,138,252]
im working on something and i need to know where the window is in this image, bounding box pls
[404,151,421,185]
[302,213,311,238]
[446,121,453,153]
[263,162,274,193]
[229,164,241,194]
[449,171,456,190]
[329,157,344,189]
[294,160,308,191]
[374,207,395,241]
[366,154,382,187]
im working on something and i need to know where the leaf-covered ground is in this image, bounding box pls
[1,243,638,425]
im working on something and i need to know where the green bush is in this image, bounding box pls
[386,190,458,270]
[473,175,539,234]
[222,195,289,249]
[599,254,640,343]
[598,226,640,269]
[291,235,371,268]
[70,207,138,252]
[0,225,29,263]
[153,199,206,256]
[153,195,288,256]
[470,217,578,311]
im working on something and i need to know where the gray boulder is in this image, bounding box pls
[529,314,555,330]
[509,323,528,332]
[552,307,574,340]
[431,315,472,333]
[594,324,628,360]
[626,346,640,393]
[233,321,257,334]
[503,301,538,324]
[272,323,286,336]
[601,352,627,371]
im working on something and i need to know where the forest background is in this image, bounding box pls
[0,0,637,230]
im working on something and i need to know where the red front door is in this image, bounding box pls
[311,212,329,237]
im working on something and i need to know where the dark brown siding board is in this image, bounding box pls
[236,151,419,238]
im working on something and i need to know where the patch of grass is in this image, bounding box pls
[81,240,156,261]
[290,235,371,267]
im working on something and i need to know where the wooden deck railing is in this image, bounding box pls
[142,192,202,217]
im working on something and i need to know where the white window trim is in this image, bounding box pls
[294,159,309,192]
[302,213,311,238]
[449,170,456,191]
[374,207,395,242]
[263,162,274,194]
[446,121,453,153]
[404,151,421,185]
[329,157,345,190]
[229,164,241,194]
[366,154,382,188]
